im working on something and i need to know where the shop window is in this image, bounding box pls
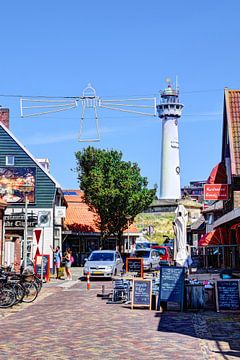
[6,155,15,166]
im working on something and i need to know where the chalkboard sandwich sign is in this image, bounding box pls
[34,254,50,282]
[126,257,143,278]
[157,266,185,312]
[132,279,152,310]
[215,280,240,312]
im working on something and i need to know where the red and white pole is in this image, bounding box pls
[87,271,90,290]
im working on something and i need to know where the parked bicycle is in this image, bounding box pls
[0,267,40,306]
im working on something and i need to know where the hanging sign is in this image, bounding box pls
[204,184,228,201]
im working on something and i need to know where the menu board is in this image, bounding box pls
[216,281,240,311]
[126,258,143,278]
[157,266,185,311]
[132,279,152,310]
[34,254,50,282]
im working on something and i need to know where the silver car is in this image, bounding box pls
[83,250,124,278]
[134,249,160,271]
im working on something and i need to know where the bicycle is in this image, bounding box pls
[0,275,16,308]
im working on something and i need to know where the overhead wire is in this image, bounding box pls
[0,87,224,100]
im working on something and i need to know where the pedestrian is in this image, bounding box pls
[50,245,62,279]
[64,248,72,280]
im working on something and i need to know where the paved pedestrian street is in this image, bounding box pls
[0,279,240,360]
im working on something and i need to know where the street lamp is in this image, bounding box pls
[19,184,31,269]
[126,215,132,253]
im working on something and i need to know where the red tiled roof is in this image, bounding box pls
[64,190,99,232]
[225,89,240,175]
[64,190,138,233]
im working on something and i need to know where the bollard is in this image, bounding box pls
[102,285,105,295]
[87,271,91,290]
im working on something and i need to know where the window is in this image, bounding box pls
[6,155,15,166]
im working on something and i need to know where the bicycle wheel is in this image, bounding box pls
[22,282,38,303]
[0,289,16,308]
[13,282,25,303]
[5,282,25,304]
[33,276,42,293]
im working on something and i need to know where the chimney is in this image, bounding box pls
[0,108,9,129]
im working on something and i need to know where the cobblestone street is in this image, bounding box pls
[0,275,240,360]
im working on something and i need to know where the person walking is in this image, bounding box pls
[51,245,62,279]
[64,248,72,280]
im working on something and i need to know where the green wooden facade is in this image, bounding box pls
[0,125,58,209]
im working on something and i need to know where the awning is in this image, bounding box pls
[198,228,227,246]
[207,162,227,184]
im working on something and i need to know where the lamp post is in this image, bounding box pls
[19,184,31,269]
[126,215,132,253]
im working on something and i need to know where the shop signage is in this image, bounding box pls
[157,266,185,311]
[204,184,228,201]
[126,257,143,278]
[0,167,35,203]
[132,279,152,310]
[215,280,240,312]
[4,213,38,228]
[34,254,50,282]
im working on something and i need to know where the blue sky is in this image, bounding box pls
[1,1,240,195]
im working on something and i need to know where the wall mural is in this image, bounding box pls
[0,167,35,203]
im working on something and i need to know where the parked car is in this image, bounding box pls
[152,245,174,266]
[83,250,124,278]
[134,249,160,271]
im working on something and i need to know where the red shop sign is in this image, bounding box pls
[204,184,228,201]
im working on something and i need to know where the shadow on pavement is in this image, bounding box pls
[156,310,240,358]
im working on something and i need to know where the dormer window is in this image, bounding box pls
[6,155,15,166]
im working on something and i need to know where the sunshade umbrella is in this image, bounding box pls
[174,204,192,267]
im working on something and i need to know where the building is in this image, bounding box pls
[62,190,140,265]
[181,180,207,203]
[193,88,240,269]
[0,109,66,271]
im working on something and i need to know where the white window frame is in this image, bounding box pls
[6,155,15,166]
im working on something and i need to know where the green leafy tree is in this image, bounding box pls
[75,146,156,249]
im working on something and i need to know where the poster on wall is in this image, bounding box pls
[0,167,35,203]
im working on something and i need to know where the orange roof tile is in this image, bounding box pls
[64,189,138,234]
[64,190,99,232]
[225,89,240,175]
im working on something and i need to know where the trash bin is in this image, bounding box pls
[185,284,205,310]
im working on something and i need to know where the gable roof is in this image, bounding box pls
[223,88,240,176]
[0,122,61,188]
[64,189,138,233]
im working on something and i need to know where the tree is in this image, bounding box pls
[75,146,156,249]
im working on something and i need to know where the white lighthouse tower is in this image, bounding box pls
[157,81,184,199]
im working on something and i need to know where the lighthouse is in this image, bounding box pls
[157,82,184,199]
